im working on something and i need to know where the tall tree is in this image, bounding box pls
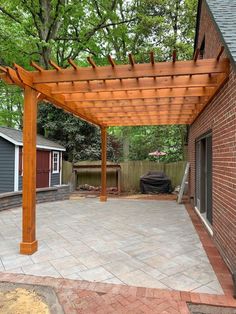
[0,0,129,160]
[0,0,197,162]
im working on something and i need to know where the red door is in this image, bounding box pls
[36,150,50,188]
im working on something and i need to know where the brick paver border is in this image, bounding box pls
[185,203,234,296]
[0,271,235,313]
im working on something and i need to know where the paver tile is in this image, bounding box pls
[118,269,170,289]
[0,199,225,294]
[21,261,62,277]
[160,273,202,291]
[78,266,114,282]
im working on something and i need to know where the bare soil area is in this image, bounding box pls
[0,282,64,314]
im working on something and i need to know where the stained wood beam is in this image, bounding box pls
[50,75,218,94]
[173,50,177,62]
[150,51,155,65]
[81,111,194,118]
[103,119,191,126]
[192,71,229,122]
[31,59,229,84]
[12,64,101,126]
[87,56,97,68]
[68,58,79,70]
[65,87,214,102]
[217,46,224,61]
[193,48,200,62]
[49,60,62,71]
[108,55,116,67]
[1,56,230,131]
[30,61,44,72]
[20,86,38,255]
[72,97,206,108]
[98,113,192,121]
[77,104,197,113]
[0,65,7,73]
[128,53,135,66]
[0,68,16,85]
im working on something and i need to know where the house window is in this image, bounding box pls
[52,151,60,173]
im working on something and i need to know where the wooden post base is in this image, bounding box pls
[20,240,38,255]
[100,195,107,202]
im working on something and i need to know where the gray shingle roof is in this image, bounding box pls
[0,126,65,151]
[206,0,236,65]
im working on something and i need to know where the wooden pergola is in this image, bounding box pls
[0,49,229,254]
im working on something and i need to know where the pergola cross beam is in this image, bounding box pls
[29,58,228,84]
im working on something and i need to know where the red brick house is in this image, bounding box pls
[189,0,236,274]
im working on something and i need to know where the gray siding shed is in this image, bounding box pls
[51,173,60,186]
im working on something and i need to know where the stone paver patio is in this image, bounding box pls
[0,199,223,294]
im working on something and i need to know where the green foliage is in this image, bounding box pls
[0,0,197,162]
[38,103,122,162]
[110,125,187,162]
[0,82,23,128]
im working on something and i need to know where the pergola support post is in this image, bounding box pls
[20,86,38,255]
[100,126,107,202]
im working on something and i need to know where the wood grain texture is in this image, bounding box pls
[0,58,230,127]
[20,86,38,255]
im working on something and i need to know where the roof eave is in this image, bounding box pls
[202,0,236,72]
[0,132,66,151]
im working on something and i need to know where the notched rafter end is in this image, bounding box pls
[128,53,135,67]
[49,60,62,71]
[87,57,97,68]
[172,49,177,63]
[68,58,78,70]
[30,61,44,72]
[108,55,116,67]
[216,46,225,61]
[193,48,200,62]
[150,51,155,65]
[0,65,7,73]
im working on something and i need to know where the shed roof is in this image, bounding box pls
[0,126,65,151]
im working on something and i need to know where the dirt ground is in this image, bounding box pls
[0,288,50,314]
[71,191,179,201]
[0,282,64,314]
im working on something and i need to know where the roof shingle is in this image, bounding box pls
[206,0,236,65]
[0,126,65,151]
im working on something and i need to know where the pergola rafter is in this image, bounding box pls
[0,53,229,128]
[0,49,230,255]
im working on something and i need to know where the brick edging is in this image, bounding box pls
[185,202,234,297]
[0,272,236,309]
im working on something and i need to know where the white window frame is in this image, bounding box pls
[52,151,60,174]
[14,146,19,191]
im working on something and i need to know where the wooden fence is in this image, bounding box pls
[62,160,186,192]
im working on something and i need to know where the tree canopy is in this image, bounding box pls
[0,0,197,162]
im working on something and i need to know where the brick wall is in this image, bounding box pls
[188,0,236,272]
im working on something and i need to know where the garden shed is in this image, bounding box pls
[0,126,65,193]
